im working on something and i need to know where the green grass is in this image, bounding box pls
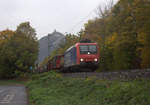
[0,79,27,85]
[0,73,31,85]
[26,72,150,105]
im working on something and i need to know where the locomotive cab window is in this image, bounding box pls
[80,45,97,54]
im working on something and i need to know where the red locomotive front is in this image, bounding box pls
[76,42,99,69]
[64,41,100,71]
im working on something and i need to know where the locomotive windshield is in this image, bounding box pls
[80,45,97,54]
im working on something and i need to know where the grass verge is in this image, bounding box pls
[0,73,31,85]
[0,79,27,85]
[26,72,150,105]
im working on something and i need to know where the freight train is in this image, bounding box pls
[36,40,100,72]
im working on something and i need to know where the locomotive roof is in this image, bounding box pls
[65,42,98,52]
[75,42,97,46]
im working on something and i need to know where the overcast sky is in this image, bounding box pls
[0,0,118,39]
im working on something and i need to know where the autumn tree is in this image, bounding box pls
[0,22,38,78]
[16,22,37,40]
[81,0,150,71]
[135,0,150,68]
[0,30,15,78]
[14,22,38,72]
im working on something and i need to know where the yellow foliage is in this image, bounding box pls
[137,32,147,44]
[105,33,118,46]
[0,29,14,44]
[138,32,150,68]
[141,47,150,68]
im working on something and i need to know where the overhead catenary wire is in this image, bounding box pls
[69,7,97,35]
[68,0,117,35]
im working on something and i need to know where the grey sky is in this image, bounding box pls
[0,0,118,39]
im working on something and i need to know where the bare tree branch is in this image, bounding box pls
[96,0,114,18]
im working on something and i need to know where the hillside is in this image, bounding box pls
[38,30,65,63]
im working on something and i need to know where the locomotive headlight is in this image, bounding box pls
[80,58,84,62]
[94,58,98,62]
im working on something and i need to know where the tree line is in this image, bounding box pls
[2,0,149,76]
[47,0,150,71]
[0,22,38,78]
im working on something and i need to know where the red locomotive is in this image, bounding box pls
[36,40,100,72]
[63,42,99,71]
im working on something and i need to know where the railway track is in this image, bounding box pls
[62,69,150,80]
